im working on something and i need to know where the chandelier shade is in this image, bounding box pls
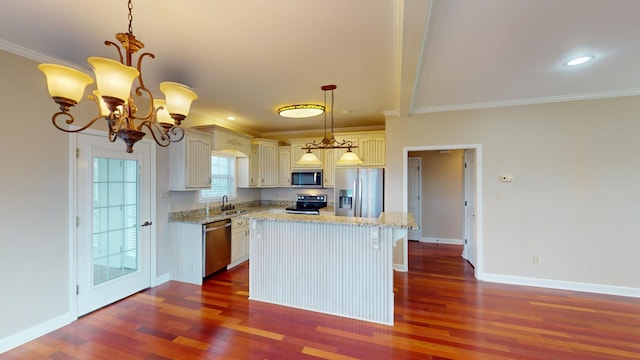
[278,104,325,118]
[160,82,198,123]
[88,57,140,104]
[38,0,196,153]
[153,99,173,124]
[38,64,94,105]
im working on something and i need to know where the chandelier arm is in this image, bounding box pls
[51,112,104,133]
[133,85,155,121]
[135,52,155,89]
[139,122,171,147]
[107,127,118,143]
[104,40,124,64]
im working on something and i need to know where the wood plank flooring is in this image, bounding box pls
[3,242,640,359]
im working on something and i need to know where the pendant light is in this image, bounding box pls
[296,85,363,165]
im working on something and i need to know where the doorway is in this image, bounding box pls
[403,145,483,278]
[75,132,155,316]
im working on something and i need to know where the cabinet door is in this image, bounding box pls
[278,146,291,187]
[323,149,337,188]
[169,130,212,190]
[358,136,386,166]
[259,142,278,187]
[249,143,259,187]
[290,142,323,169]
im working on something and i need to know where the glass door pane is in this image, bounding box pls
[92,157,139,285]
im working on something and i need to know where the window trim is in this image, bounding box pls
[199,150,237,203]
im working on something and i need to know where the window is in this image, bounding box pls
[200,151,236,202]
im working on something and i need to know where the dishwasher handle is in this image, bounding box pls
[204,220,231,232]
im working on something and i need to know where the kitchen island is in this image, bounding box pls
[243,211,417,325]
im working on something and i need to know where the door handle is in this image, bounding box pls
[141,221,153,227]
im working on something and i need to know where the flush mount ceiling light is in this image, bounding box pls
[564,55,595,66]
[38,0,197,153]
[278,104,325,118]
[297,85,363,166]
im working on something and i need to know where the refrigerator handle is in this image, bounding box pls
[358,178,363,217]
[353,179,358,216]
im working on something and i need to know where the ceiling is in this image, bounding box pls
[2,0,640,137]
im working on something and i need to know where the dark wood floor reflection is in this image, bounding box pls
[3,242,640,359]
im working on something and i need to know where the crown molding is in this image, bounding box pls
[412,89,640,114]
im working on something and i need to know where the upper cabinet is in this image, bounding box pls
[252,139,279,187]
[356,134,386,166]
[169,129,212,191]
[210,125,252,156]
[278,146,291,187]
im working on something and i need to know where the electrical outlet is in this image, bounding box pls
[533,256,541,265]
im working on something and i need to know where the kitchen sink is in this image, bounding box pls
[222,209,248,216]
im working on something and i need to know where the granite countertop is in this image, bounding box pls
[169,202,289,225]
[242,211,418,230]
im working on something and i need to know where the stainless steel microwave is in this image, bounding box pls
[291,169,323,188]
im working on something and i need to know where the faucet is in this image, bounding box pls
[221,195,229,211]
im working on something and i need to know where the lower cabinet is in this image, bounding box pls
[228,217,249,268]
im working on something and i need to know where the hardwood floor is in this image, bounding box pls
[3,242,640,359]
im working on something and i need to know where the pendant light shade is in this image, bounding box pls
[297,150,322,165]
[337,149,363,165]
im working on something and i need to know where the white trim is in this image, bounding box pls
[482,273,640,298]
[420,237,463,245]
[412,89,640,114]
[155,273,171,286]
[403,144,483,280]
[0,312,75,354]
[68,132,78,318]
[0,39,86,70]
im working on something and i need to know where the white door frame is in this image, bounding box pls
[403,144,483,280]
[68,128,157,318]
[407,157,422,241]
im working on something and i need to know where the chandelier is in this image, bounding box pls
[38,0,197,153]
[297,85,363,165]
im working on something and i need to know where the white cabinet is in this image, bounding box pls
[323,140,358,188]
[249,139,278,188]
[357,135,385,166]
[258,140,278,187]
[229,217,249,268]
[278,146,291,187]
[249,143,259,187]
[290,140,323,169]
[169,129,212,190]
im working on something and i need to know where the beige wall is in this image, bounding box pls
[386,97,640,290]
[0,50,75,340]
[409,150,463,241]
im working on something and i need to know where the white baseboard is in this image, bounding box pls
[482,273,640,298]
[227,256,249,270]
[420,237,464,245]
[0,312,75,354]
[155,273,171,286]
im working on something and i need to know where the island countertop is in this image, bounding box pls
[243,211,418,230]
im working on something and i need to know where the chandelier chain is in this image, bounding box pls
[127,0,134,34]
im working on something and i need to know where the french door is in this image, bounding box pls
[76,133,152,316]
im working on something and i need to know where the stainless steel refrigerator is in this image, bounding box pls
[334,167,384,218]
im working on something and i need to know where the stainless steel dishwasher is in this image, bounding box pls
[203,219,232,277]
